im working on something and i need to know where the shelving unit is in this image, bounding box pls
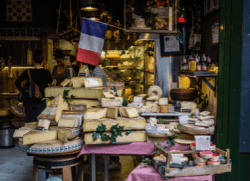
[123,0,178,34]
[178,71,218,97]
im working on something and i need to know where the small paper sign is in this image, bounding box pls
[171,154,182,164]
[133,96,143,103]
[195,135,211,150]
[179,116,188,125]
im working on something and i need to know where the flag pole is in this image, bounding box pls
[81,17,124,31]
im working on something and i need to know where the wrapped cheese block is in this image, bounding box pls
[84,108,107,119]
[180,124,215,135]
[83,117,146,132]
[19,137,84,154]
[23,130,57,145]
[84,131,146,144]
[45,87,103,99]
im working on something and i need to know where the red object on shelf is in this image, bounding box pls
[178,17,187,23]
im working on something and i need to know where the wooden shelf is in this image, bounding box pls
[178,71,218,77]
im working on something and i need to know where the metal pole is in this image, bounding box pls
[91,154,96,181]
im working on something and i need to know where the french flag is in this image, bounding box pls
[76,18,107,65]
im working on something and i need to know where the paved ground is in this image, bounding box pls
[0,143,139,181]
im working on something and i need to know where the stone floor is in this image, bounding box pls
[0,143,139,181]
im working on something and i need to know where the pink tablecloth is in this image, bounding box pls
[77,142,190,157]
[126,165,213,181]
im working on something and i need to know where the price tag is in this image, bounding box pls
[133,96,143,103]
[179,116,188,125]
[171,154,182,164]
[157,127,170,135]
[195,135,211,150]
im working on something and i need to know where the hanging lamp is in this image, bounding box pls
[81,0,99,11]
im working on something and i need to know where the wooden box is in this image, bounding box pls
[153,143,231,178]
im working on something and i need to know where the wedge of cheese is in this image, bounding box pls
[13,127,33,138]
[124,107,139,118]
[37,119,51,130]
[101,97,123,107]
[45,87,103,99]
[84,108,107,120]
[106,107,118,119]
[25,122,38,129]
[83,117,146,132]
[60,79,71,87]
[23,130,57,145]
[55,94,64,123]
[58,130,67,143]
[84,131,146,144]
[58,117,80,128]
[49,126,80,139]
[103,91,115,98]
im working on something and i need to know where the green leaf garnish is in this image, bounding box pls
[92,132,100,140]
[125,131,132,135]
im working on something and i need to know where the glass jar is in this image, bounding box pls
[183,56,188,64]
[189,59,196,71]
[202,62,207,71]
[197,63,202,71]
[207,55,212,63]
[195,54,201,63]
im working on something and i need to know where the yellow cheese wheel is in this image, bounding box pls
[178,76,191,89]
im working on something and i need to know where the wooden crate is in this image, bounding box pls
[154,143,231,177]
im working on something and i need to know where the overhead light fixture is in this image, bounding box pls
[178,7,188,23]
[89,17,100,21]
[81,0,99,11]
[82,10,100,21]
[81,6,98,11]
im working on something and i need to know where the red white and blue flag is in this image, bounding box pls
[76,18,107,65]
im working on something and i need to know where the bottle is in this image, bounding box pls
[183,55,188,64]
[27,42,33,66]
[202,62,207,71]
[196,63,202,71]
[195,54,201,63]
[202,54,207,62]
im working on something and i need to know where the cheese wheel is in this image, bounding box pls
[200,151,213,159]
[207,160,220,166]
[148,86,162,98]
[178,76,191,89]
[180,124,215,135]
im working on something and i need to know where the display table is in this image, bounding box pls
[126,165,213,181]
[77,142,190,181]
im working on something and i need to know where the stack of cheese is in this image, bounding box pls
[193,151,220,166]
[180,110,215,135]
[15,94,85,154]
[83,93,147,144]
[145,117,182,143]
[105,51,120,58]
[45,77,104,111]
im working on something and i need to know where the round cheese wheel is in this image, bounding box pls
[174,134,195,144]
[207,160,220,166]
[200,151,213,159]
[18,137,83,155]
[180,124,215,135]
[194,153,207,162]
[148,86,163,98]
[153,156,166,162]
[178,76,191,89]
[210,153,220,162]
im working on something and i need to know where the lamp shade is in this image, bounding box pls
[178,7,188,23]
[81,0,99,11]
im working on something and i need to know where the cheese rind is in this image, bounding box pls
[57,130,67,143]
[58,117,80,128]
[84,131,146,144]
[45,87,103,99]
[49,126,80,139]
[71,77,85,88]
[101,97,123,107]
[23,130,57,145]
[83,117,146,132]
[84,108,107,120]
[106,107,118,119]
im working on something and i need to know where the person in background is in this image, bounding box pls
[52,49,68,86]
[15,50,53,122]
[70,55,79,76]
